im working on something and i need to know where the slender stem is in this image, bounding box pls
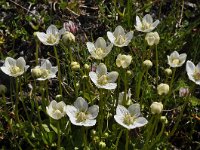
[125,129,129,150]
[98,89,104,138]
[82,127,87,149]
[15,77,20,123]
[123,71,128,105]
[35,39,39,65]
[54,46,63,96]
[155,45,159,87]
[115,130,123,150]
[57,121,61,150]
[136,70,145,101]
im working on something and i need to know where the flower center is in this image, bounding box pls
[76,112,87,122]
[95,48,104,57]
[10,66,22,74]
[172,59,180,65]
[47,34,57,44]
[32,68,43,77]
[142,21,151,30]
[193,68,200,80]
[97,75,108,85]
[123,114,135,126]
[115,35,126,45]
[41,69,50,78]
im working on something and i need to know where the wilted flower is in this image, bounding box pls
[116,54,132,68]
[114,104,148,130]
[31,59,58,81]
[143,60,153,68]
[186,61,200,85]
[157,83,169,95]
[107,26,133,47]
[87,37,113,60]
[145,32,160,46]
[63,21,78,34]
[46,100,67,120]
[167,51,187,68]
[135,14,160,32]
[1,57,29,77]
[36,25,65,46]
[118,89,132,105]
[179,87,190,97]
[89,63,119,90]
[65,97,99,126]
[150,102,163,114]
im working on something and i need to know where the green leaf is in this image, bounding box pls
[190,96,200,106]
[50,124,58,134]
[42,124,50,132]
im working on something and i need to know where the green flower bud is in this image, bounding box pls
[0,84,7,95]
[62,31,75,44]
[99,141,106,148]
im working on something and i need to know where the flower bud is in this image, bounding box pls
[84,64,90,70]
[143,60,153,69]
[90,129,96,136]
[0,84,7,95]
[62,31,75,44]
[104,132,109,138]
[179,87,190,97]
[71,61,80,71]
[150,102,163,114]
[63,21,78,34]
[55,94,62,101]
[126,70,133,76]
[157,83,169,95]
[160,116,168,124]
[99,141,106,148]
[145,32,160,46]
[164,68,172,76]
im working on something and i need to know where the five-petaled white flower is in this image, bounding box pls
[64,97,99,127]
[89,63,119,90]
[86,37,113,60]
[46,100,67,120]
[107,26,133,47]
[116,54,132,68]
[135,14,160,32]
[114,104,148,130]
[36,25,65,46]
[1,57,29,77]
[31,59,58,81]
[167,51,187,68]
[186,61,200,85]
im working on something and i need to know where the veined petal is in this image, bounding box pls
[186,61,195,75]
[128,104,141,117]
[87,105,99,119]
[136,16,142,27]
[107,32,115,44]
[46,25,59,35]
[86,42,96,53]
[65,105,77,119]
[125,31,133,41]
[96,63,107,76]
[83,119,96,127]
[107,71,119,82]
[50,66,58,75]
[89,72,98,84]
[5,57,16,67]
[74,97,88,112]
[101,83,117,89]
[0,66,11,76]
[133,117,148,127]
[36,32,48,44]
[95,37,106,49]
[113,26,125,37]
[16,57,26,69]
[116,105,129,116]
[114,115,131,129]
[179,54,187,63]
[152,20,160,29]
[143,14,153,24]
[41,59,52,70]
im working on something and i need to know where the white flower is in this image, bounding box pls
[89,63,119,90]
[167,51,187,68]
[1,57,29,77]
[65,97,99,127]
[150,102,163,114]
[31,59,58,81]
[186,61,200,85]
[118,89,132,105]
[145,32,160,46]
[36,25,65,46]
[46,100,67,120]
[135,14,160,32]
[114,104,148,130]
[143,60,153,68]
[87,37,113,60]
[157,83,169,95]
[116,54,132,68]
[107,26,133,47]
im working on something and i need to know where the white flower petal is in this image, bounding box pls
[143,14,153,24]
[107,32,115,44]
[152,20,160,29]
[65,105,77,119]
[116,105,129,116]
[114,115,131,129]
[95,37,106,49]
[136,16,142,27]
[186,61,195,75]
[89,72,98,84]
[101,83,117,89]
[133,117,148,127]
[128,103,141,117]
[96,63,107,76]
[87,105,99,119]
[107,71,119,83]
[125,31,133,41]
[113,25,125,37]
[83,119,96,127]
[16,57,26,69]
[74,97,88,111]
[50,66,58,75]
[86,42,96,53]
[5,57,16,67]
[36,32,48,44]
[0,67,11,76]
[46,25,59,35]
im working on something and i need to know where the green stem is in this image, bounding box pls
[35,39,39,65]
[54,46,63,96]
[123,71,128,105]
[57,121,61,150]
[136,70,145,101]
[115,130,123,150]
[125,129,129,150]
[82,127,87,149]
[155,45,159,87]
[98,89,104,138]
[15,78,20,123]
